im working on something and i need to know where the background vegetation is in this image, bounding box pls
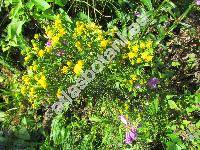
[0,0,199,149]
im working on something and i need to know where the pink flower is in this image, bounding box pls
[119,115,128,125]
[196,0,200,5]
[46,41,52,47]
[125,127,137,144]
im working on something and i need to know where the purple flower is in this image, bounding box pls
[135,12,141,17]
[46,41,52,47]
[119,115,128,125]
[135,84,141,89]
[147,77,159,88]
[196,0,200,5]
[125,127,137,144]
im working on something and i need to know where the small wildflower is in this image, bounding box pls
[119,115,128,125]
[75,41,82,51]
[52,36,59,45]
[38,50,45,57]
[130,74,137,81]
[46,41,52,47]
[136,58,142,63]
[33,64,38,71]
[101,40,108,49]
[57,88,62,98]
[38,74,47,89]
[24,55,31,62]
[135,84,141,89]
[67,61,72,67]
[146,41,153,49]
[128,52,137,59]
[141,52,153,62]
[147,77,159,88]
[22,76,30,85]
[124,103,129,110]
[135,12,141,17]
[125,127,137,144]
[196,0,200,5]
[58,28,66,35]
[61,66,68,74]
[34,34,39,39]
[21,86,26,95]
[132,45,139,52]
[140,42,146,49]
[29,87,35,97]
[74,60,84,75]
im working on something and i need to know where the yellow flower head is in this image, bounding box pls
[75,23,85,36]
[38,74,47,89]
[132,45,139,53]
[34,74,39,81]
[101,40,108,49]
[74,60,84,75]
[54,18,62,28]
[38,50,45,57]
[140,42,146,49]
[124,103,129,111]
[21,86,26,95]
[34,34,39,39]
[75,41,82,51]
[33,64,38,71]
[29,87,35,97]
[119,109,123,114]
[146,40,153,49]
[57,88,62,98]
[58,28,66,36]
[45,46,52,53]
[130,74,137,81]
[22,75,30,85]
[136,58,142,63]
[77,60,84,66]
[45,26,54,37]
[141,52,153,62]
[61,66,68,74]
[67,61,72,67]
[128,52,137,59]
[24,55,31,62]
[52,36,59,46]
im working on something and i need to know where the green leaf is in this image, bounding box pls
[32,0,50,11]
[140,0,153,10]
[55,0,68,6]
[168,100,178,110]
[154,98,159,113]
[172,61,180,67]
[182,120,190,126]
[89,116,101,122]
[78,12,91,22]
[26,1,35,9]
[59,8,72,23]
[0,111,5,122]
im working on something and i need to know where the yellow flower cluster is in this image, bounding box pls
[56,88,62,98]
[75,41,82,51]
[37,74,47,89]
[45,15,66,48]
[61,66,68,74]
[74,60,84,76]
[22,75,30,85]
[129,74,138,84]
[127,40,153,64]
[73,21,109,52]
